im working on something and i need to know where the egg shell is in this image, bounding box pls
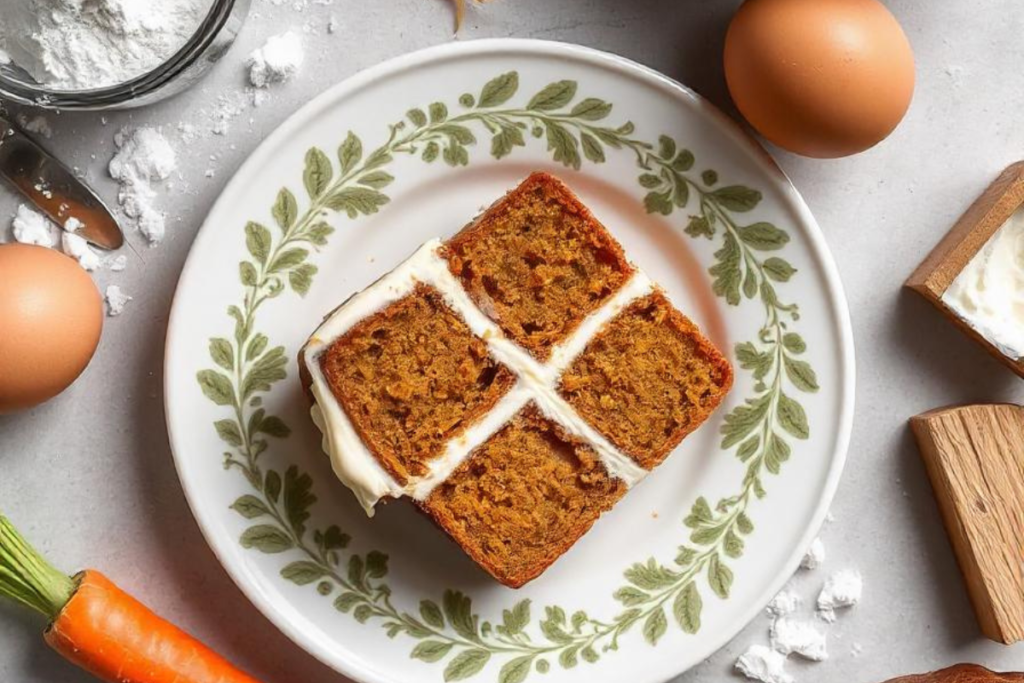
[0,243,103,413]
[724,0,915,158]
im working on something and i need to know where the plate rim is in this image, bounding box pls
[164,37,855,683]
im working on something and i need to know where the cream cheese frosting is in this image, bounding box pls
[942,206,1024,359]
[302,239,654,516]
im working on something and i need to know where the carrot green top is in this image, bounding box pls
[0,515,75,620]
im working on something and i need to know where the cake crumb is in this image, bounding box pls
[104,285,132,316]
[735,645,793,683]
[817,569,862,622]
[800,537,825,570]
[61,232,101,271]
[770,616,828,661]
[247,31,304,88]
[11,204,55,246]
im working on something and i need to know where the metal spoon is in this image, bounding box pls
[0,115,123,250]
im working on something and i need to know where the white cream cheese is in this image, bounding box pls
[302,239,652,516]
[942,206,1024,359]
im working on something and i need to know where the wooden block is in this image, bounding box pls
[905,162,1024,378]
[910,404,1024,644]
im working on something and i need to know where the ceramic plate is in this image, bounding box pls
[165,39,854,683]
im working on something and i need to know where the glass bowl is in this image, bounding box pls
[0,0,251,110]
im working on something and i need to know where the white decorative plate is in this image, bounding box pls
[165,39,854,683]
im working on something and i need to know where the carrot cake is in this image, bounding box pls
[300,172,733,588]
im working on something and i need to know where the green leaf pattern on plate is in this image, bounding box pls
[196,71,818,682]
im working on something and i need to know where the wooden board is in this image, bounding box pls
[910,404,1024,644]
[884,664,1024,683]
[905,162,1024,378]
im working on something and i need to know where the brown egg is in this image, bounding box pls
[0,243,103,413]
[724,0,915,158]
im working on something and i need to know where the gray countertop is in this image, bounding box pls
[2,1,1023,681]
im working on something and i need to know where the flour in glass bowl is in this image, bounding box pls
[0,0,212,90]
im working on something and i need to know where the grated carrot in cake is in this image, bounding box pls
[301,172,733,587]
[444,173,634,359]
[318,283,515,484]
[422,405,626,588]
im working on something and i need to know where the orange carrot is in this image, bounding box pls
[0,515,263,683]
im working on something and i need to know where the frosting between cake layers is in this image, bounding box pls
[302,239,654,516]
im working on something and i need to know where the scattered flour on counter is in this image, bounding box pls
[106,254,128,271]
[104,285,132,316]
[734,523,863,683]
[247,31,305,88]
[735,645,793,683]
[17,113,53,138]
[61,232,101,270]
[766,589,801,618]
[109,127,177,245]
[817,570,862,622]
[0,0,210,91]
[770,617,828,661]
[800,538,825,570]
[210,92,248,133]
[177,121,200,142]
[11,204,55,246]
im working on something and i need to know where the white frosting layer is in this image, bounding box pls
[942,206,1024,359]
[302,239,653,516]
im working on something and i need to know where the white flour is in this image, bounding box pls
[17,113,53,139]
[247,31,305,88]
[735,529,866,683]
[11,204,54,246]
[0,0,210,90]
[735,645,793,683]
[800,537,826,570]
[765,589,801,618]
[106,254,128,271]
[104,285,132,316]
[817,569,863,622]
[109,127,177,245]
[61,231,101,271]
[770,616,828,661]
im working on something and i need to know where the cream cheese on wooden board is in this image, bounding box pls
[943,205,1024,359]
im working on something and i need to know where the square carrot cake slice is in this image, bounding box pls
[444,172,634,359]
[300,172,733,587]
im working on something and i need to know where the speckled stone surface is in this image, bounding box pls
[2,1,1023,681]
